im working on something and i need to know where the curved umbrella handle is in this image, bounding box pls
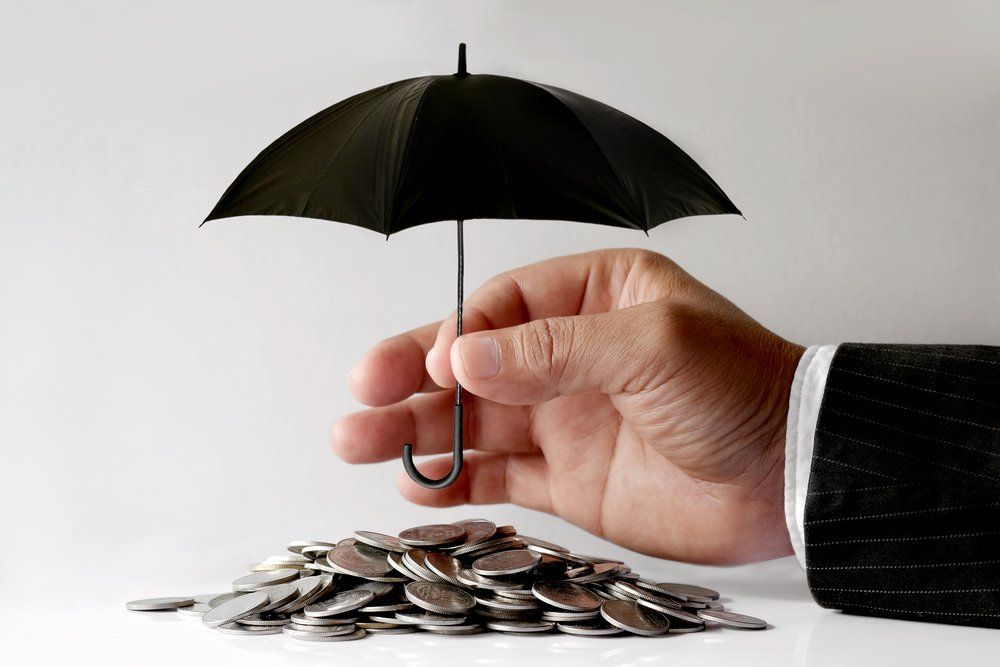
[402,404,464,489]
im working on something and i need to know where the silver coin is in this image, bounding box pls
[287,539,335,555]
[217,622,283,636]
[405,581,476,615]
[359,601,413,613]
[681,600,709,610]
[287,627,367,642]
[697,609,767,629]
[402,549,442,582]
[202,591,269,628]
[600,600,670,637]
[598,584,631,601]
[354,581,396,599]
[474,607,539,620]
[475,593,539,612]
[494,588,537,600]
[472,549,540,576]
[653,582,719,602]
[614,580,680,606]
[567,562,623,584]
[398,524,466,547]
[305,559,337,574]
[452,519,497,547]
[232,569,299,591]
[304,589,375,617]
[300,544,334,560]
[287,622,357,634]
[354,530,408,553]
[418,623,483,635]
[525,543,588,564]
[255,582,300,613]
[518,535,568,552]
[457,537,526,560]
[176,603,212,617]
[451,535,521,557]
[275,575,333,614]
[290,612,358,626]
[325,544,392,579]
[556,621,623,636]
[367,574,411,583]
[192,593,226,604]
[591,587,617,601]
[126,597,193,611]
[705,600,725,611]
[455,569,524,591]
[423,552,467,587]
[356,621,405,630]
[237,615,290,627]
[574,554,625,565]
[394,611,468,626]
[364,614,409,624]
[366,627,415,635]
[637,597,704,625]
[564,565,594,579]
[387,551,421,580]
[251,561,308,572]
[532,581,602,612]
[207,592,245,609]
[485,620,554,633]
[540,609,601,621]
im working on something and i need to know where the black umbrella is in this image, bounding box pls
[205,44,740,489]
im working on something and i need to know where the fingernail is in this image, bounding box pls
[458,336,500,379]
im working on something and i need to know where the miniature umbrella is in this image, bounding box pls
[204,44,741,489]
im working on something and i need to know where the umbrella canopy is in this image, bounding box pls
[205,44,741,488]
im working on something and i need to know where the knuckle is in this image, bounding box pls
[517,317,574,383]
[625,248,677,276]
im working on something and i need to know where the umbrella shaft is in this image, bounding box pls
[455,219,464,407]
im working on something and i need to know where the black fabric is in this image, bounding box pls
[204,71,740,233]
[805,343,1000,627]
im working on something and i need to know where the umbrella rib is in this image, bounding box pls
[384,77,442,237]
[297,87,400,231]
[526,81,647,231]
[478,83,518,219]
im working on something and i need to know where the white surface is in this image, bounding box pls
[6,558,999,666]
[784,344,838,568]
[2,1,1000,662]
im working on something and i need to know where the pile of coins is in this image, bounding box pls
[127,520,767,640]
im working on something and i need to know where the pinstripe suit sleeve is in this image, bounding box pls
[803,343,1000,628]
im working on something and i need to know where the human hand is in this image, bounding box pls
[333,249,803,564]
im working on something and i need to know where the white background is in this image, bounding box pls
[2,1,999,663]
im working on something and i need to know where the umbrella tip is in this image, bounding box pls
[457,43,467,76]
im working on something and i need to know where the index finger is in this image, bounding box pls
[349,320,445,406]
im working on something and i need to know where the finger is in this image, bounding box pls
[331,391,534,463]
[349,320,444,406]
[451,302,671,404]
[426,249,678,387]
[396,451,551,512]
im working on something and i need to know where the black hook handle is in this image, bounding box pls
[401,404,464,489]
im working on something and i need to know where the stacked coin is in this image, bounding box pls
[127,520,767,641]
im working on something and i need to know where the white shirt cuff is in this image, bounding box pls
[784,344,839,568]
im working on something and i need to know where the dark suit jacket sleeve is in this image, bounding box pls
[803,343,1000,628]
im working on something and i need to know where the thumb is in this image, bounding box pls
[450,303,667,405]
